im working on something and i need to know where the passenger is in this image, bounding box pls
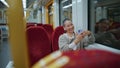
[97,19,109,33]
[95,19,120,49]
[58,18,95,51]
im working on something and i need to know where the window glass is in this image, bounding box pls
[89,0,120,49]
[60,0,72,25]
[48,4,53,25]
[0,11,2,20]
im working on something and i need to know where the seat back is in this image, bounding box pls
[42,24,53,40]
[32,50,120,68]
[26,23,36,28]
[26,26,52,66]
[37,23,43,26]
[52,26,64,51]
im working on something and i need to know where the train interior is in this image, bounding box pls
[0,0,120,68]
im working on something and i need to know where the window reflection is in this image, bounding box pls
[90,0,120,49]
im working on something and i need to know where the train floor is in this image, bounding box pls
[0,39,12,68]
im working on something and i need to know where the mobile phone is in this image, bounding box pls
[78,29,84,34]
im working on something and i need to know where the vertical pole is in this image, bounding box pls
[6,0,29,68]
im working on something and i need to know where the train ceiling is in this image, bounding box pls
[26,0,50,8]
[0,0,50,10]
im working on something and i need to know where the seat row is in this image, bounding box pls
[26,23,64,66]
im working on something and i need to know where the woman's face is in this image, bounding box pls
[64,20,74,33]
[98,20,109,31]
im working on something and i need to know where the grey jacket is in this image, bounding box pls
[59,33,95,51]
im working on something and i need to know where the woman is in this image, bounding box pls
[95,19,120,49]
[59,18,95,51]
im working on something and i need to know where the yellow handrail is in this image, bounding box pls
[6,0,29,68]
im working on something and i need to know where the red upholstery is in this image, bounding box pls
[52,26,64,51]
[42,24,53,40]
[109,22,120,30]
[26,26,52,66]
[26,23,36,28]
[33,50,120,68]
[62,50,120,68]
[37,23,43,26]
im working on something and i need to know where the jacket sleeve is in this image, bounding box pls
[88,33,95,44]
[58,35,73,51]
[83,33,95,47]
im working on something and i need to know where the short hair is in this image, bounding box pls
[63,18,72,26]
[98,18,108,23]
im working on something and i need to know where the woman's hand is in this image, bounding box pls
[74,34,84,45]
[82,30,91,36]
[74,30,91,45]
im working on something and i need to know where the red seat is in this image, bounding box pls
[52,26,64,51]
[37,23,43,26]
[26,26,52,66]
[62,50,120,68]
[26,23,36,28]
[109,22,120,30]
[33,50,120,68]
[42,24,53,40]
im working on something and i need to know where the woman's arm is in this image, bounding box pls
[59,35,72,51]
[59,34,80,51]
[82,31,95,47]
[88,33,95,44]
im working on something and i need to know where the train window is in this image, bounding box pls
[0,10,4,23]
[89,0,120,49]
[0,11,2,19]
[45,0,54,25]
[60,0,72,25]
[48,4,53,25]
[0,10,6,24]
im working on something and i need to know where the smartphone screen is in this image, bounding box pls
[78,29,84,34]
